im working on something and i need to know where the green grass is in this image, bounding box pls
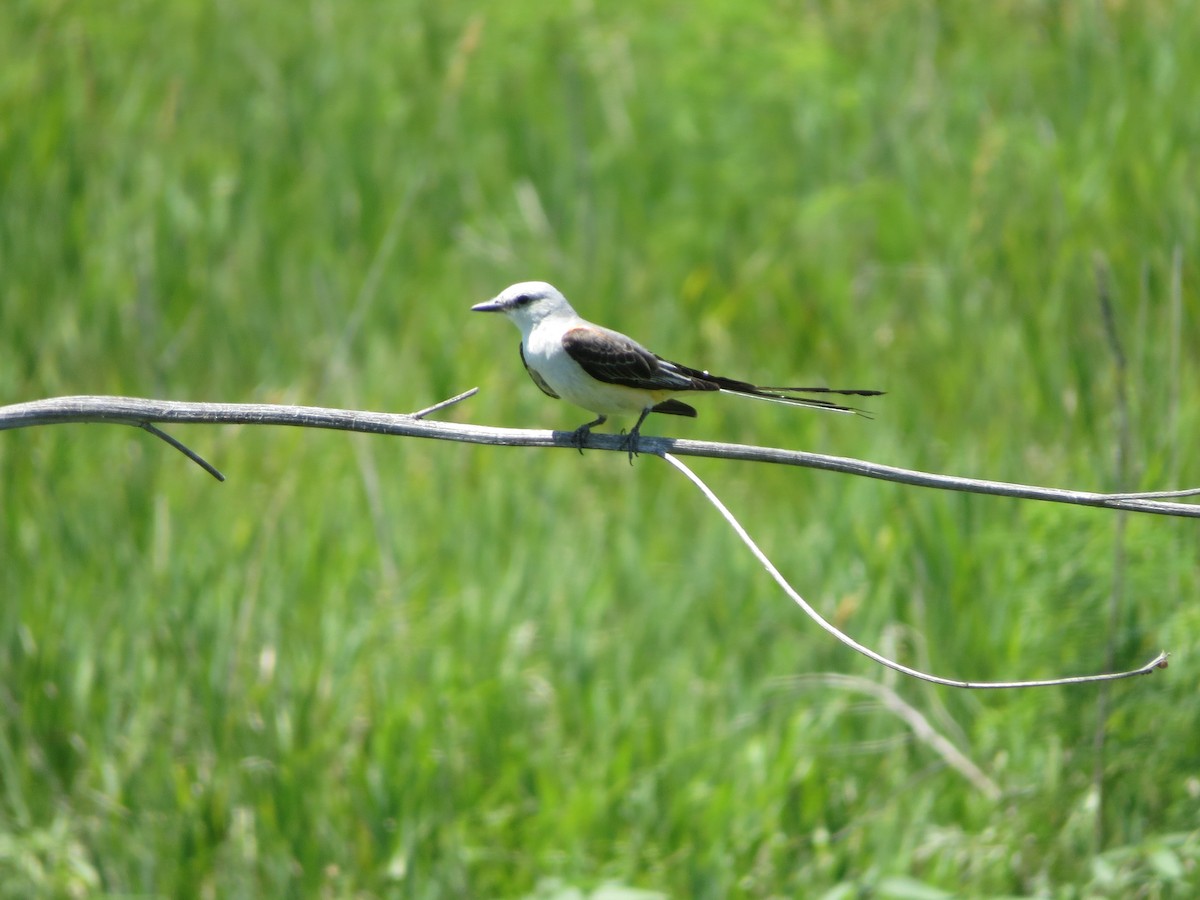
[2,1,1199,896]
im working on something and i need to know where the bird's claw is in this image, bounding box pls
[568,415,607,455]
[620,429,641,464]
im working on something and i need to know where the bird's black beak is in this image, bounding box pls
[471,298,505,313]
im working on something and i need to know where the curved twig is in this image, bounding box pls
[659,451,1168,689]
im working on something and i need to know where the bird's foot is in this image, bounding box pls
[620,428,642,465]
[570,415,607,454]
[621,408,653,464]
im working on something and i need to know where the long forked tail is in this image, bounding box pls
[661,358,883,415]
[716,382,884,416]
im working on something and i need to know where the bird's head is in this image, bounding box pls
[471,281,575,333]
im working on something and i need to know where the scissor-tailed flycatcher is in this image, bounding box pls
[472,281,881,456]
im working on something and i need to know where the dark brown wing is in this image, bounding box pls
[561,325,714,392]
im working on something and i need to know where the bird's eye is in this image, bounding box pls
[513,294,533,306]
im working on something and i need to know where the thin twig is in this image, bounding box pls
[139,422,225,482]
[1101,487,1200,500]
[659,451,1169,689]
[2,395,1199,518]
[411,387,480,419]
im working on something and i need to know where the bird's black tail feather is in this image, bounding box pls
[754,386,885,398]
[651,398,698,418]
[718,387,870,415]
[710,378,882,417]
[661,358,883,416]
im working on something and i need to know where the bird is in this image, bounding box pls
[471,281,881,458]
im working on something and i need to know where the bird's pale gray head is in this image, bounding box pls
[471,281,575,330]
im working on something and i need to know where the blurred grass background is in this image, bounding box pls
[2,0,1198,896]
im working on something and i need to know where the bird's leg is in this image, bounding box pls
[570,415,607,454]
[621,408,653,464]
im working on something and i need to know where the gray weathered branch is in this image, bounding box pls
[2,394,1198,519]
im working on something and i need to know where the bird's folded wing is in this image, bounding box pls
[562,325,711,392]
[520,342,560,398]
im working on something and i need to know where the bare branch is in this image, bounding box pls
[1,394,1199,518]
[660,451,1169,689]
